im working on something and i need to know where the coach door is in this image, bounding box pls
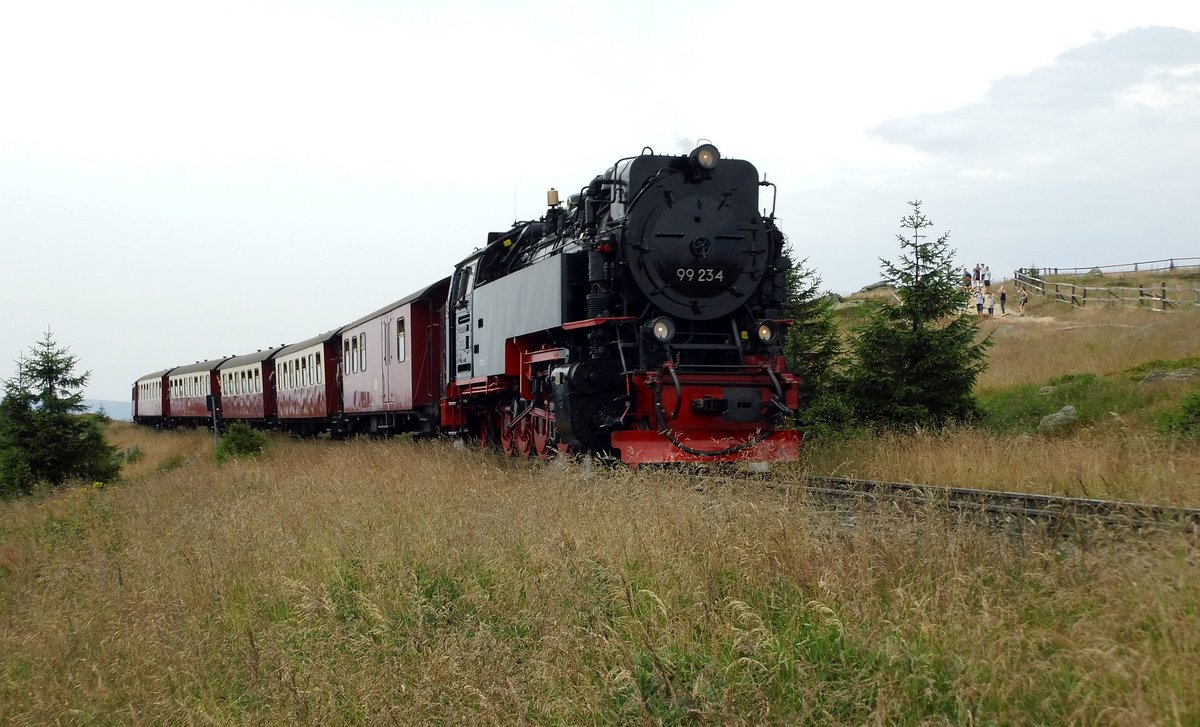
[450,261,476,381]
[380,317,393,404]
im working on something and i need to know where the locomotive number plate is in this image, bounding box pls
[676,267,725,282]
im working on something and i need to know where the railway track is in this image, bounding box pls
[792,476,1200,531]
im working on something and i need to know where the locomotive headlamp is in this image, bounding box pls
[689,144,720,171]
[647,316,677,343]
[756,320,781,344]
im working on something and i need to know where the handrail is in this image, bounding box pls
[1020,257,1200,277]
[1011,270,1200,312]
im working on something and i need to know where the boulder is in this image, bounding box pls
[1038,386,1057,395]
[1038,405,1079,433]
[1088,267,1104,276]
[1141,368,1196,384]
[858,280,894,293]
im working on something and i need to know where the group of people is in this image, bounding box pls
[962,262,1028,318]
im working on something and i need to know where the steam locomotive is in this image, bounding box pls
[133,145,802,463]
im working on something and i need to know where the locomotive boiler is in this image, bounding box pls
[440,144,801,463]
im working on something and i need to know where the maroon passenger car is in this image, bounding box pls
[217,346,284,425]
[133,368,174,426]
[339,278,450,435]
[274,331,340,434]
[167,358,230,424]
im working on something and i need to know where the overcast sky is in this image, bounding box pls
[2,1,1198,400]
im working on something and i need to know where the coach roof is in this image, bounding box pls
[276,330,339,358]
[338,277,451,334]
[170,357,233,376]
[135,368,175,383]
[218,345,288,369]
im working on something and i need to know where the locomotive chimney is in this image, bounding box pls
[546,188,560,207]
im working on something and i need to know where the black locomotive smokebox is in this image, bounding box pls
[624,159,770,320]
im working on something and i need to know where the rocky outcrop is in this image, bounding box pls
[1038,405,1079,433]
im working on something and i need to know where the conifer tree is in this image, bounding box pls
[844,201,988,426]
[782,253,849,428]
[0,330,120,496]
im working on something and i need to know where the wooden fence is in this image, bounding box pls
[1012,271,1200,312]
[1020,257,1200,277]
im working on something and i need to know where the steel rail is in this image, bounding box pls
[794,476,1200,530]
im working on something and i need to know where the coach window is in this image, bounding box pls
[397,318,406,362]
[255,369,261,393]
[359,333,367,372]
[350,338,359,373]
[315,353,323,384]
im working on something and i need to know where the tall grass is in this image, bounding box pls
[1,433,1197,723]
[800,427,1200,505]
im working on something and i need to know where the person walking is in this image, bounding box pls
[982,264,991,288]
[973,263,981,283]
[1018,287,1028,317]
[974,289,985,316]
[998,285,1007,315]
[985,291,995,318]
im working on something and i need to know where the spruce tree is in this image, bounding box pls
[844,201,988,427]
[0,330,120,496]
[782,252,849,428]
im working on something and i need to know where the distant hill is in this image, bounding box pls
[85,399,132,421]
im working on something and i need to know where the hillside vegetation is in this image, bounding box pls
[803,284,1200,504]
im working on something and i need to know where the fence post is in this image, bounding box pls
[1162,281,1169,311]
[1139,283,1144,307]
[1082,287,1087,307]
[1170,258,1175,271]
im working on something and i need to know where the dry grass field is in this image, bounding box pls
[2,435,1198,724]
[976,292,1200,391]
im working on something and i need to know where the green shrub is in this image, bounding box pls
[981,372,1147,433]
[1122,357,1200,381]
[124,446,144,464]
[214,422,267,463]
[1159,388,1200,437]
